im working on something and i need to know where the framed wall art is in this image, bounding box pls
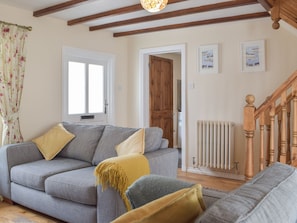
[198,44,219,74]
[241,40,265,72]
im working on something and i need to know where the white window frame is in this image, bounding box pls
[62,46,115,124]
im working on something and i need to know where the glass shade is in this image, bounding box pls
[140,0,168,13]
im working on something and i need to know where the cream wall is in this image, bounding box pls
[127,18,297,174]
[0,4,130,140]
[2,3,297,175]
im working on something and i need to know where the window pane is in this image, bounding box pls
[68,62,86,114]
[88,64,104,113]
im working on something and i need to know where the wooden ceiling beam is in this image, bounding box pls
[90,0,259,31]
[33,0,88,17]
[113,11,270,37]
[68,5,142,25]
[68,0,186,26]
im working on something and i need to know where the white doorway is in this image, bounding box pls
[139,44,186,171]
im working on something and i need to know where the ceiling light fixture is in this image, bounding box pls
[140,0,168,13]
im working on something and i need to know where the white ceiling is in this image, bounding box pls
[0,0,269,37]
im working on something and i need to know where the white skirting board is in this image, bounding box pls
[187,167,245,181]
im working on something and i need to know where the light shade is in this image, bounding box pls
[140,0,168,13]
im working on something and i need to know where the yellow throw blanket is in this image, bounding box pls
[94,154,150,211]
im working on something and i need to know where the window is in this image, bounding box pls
[62,47,114,124]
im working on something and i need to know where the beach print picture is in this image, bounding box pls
[241,40,265,72]
[199,44,218,74]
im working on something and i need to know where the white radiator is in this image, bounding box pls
[197,121,235,170]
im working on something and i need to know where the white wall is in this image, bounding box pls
[0,4,130,140]
[127,18,297,174]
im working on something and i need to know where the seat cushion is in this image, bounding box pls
[59,123,105,163]
[92,125,138,165]
[196,162,297,223]
[45,167,97,205]
[11,157,91,191]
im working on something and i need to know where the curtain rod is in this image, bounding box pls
[0,20,32,31]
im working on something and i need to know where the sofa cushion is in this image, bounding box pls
[92,126,138,165]
[45,167,96,205]
[59,123,105,163]
[11,157,91,191]
[115,129,145,156]
[126,174,194,209]
[112,184,205,223]
[196,162,297,223]
[144,127,163,152]
[32,123,75,160]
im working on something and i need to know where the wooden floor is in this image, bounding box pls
[0,201,65,223]
[0,170,244,222]
[177,169,244,192]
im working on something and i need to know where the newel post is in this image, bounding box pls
[244,95,256,180]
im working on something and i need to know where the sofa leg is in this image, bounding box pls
[3,197,14,205]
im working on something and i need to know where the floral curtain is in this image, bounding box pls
[0,23,29,145]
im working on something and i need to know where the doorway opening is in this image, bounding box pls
[139,44,186,171]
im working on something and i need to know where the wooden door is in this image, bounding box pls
[149,55,173,147]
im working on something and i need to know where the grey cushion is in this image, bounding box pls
[144,127,163,152]
[196,162,297,223]
[59,123,105,163]
[126,174,193,209]
[11,157,91,191]
[92,125,138,165]
[45,167,96,205]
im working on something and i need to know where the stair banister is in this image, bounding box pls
[244,70,297,180]
[243,95,256,180]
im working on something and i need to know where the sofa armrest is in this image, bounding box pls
[196,162,297,223]
[97,148,178,223]
[145,148,178,178]
[160,138,169,148]
[97,185,126,223]
[0,142,43,198]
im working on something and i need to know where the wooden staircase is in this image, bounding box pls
[258,0,297,30]
[243,70,297,180]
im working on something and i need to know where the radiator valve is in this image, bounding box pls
[192,157,196,168]
[234,161,239,174]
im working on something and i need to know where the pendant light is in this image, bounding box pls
[140,0,168,13]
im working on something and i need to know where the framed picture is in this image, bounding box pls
[241,40,265,72]
[198,44,219,74]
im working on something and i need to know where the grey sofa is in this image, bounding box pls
[0,123,178,223]
[120,162,297,223]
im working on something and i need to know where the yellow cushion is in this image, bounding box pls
[32,123,75,160]
[111,184,205,223]
[115,129,145,156]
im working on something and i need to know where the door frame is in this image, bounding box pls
[139,44,186,171]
